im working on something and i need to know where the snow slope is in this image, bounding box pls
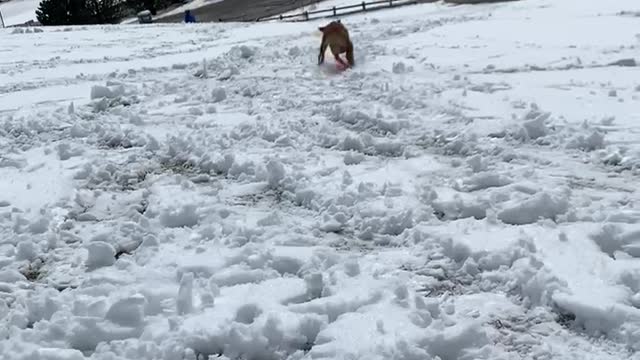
[2,0,640,359]
[277,0,420,20]
[120,0,225,24]
[0,0,39,26]
[154,0,225,20]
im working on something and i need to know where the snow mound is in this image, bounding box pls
[86,241,116,269]
[498,191,570,225]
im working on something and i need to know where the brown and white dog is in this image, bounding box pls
[318,20,354,69]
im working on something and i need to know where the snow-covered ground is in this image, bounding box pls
[0,0,39,26]
[2,0,640,359]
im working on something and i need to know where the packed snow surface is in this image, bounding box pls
[2,0,640,359]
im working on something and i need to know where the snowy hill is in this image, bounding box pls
[0,0,39,26]
[154,0,224,20]
[1,0,640,359]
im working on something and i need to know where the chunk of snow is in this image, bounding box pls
[0,269,26,283]
[67,316,143,351]
[104,294,146,327]
[159,204,199,228]
[521,116,548,140]
[211,87,227,103]
[343,151,365,165]
[266,160,285,189]
[423,322,489,360]
[85,242,116,269]
[553,293,640,338]
[28,348,85,360]
[305,273,324,300]
[235,303,262,324]
[90,85,124,100]
[566,131,605,151]
[177,272,194,315]
[15,240,38,261]
[498,192,569,225]
[209,268,279,287]
[609,58,636,67]
[456,172,512,192]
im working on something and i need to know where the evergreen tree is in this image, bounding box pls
[36,0,71,25]
[124,0,158,15]
[87,0,124,24]
[144,0,157,15]
[69,0,93,25]
[36,0,125,25]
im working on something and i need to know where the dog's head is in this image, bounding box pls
[319,20,343,33]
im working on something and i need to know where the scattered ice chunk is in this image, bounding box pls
[28,348,85,360]
[104,294,146,327]
[466,154,487,173]
[231,45,256,59]
[67,315,143,351]
[305,273,324,300]
[85,242,116,269]
[0,269,26,283]
[177,272,194,315]
[344,151,365,165]
[521,116,548,140]
[566,131,605,151]
[159,204,199,228]
[212,87,227,102]
[90,84,124,99]
[15,240,38,261]
[344,258,360,277]
[69,123,90,138]
[498,192,569,225]
[266,159,285,189]
[609,58,637,67]
[423,322,488,360]
[235,303,262,324]
[393,62,407,74]
[456,172,512,192]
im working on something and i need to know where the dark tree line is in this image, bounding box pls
[36,0,185,25]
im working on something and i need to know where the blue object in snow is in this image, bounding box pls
[185,10,196,23]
